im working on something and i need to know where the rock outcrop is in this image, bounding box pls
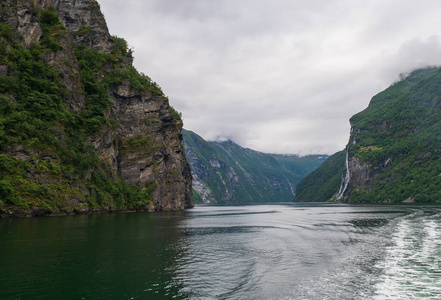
[0,0,193,216]
[51,0,113,52]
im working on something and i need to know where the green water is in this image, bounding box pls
[0,212,188,299]
[1,204,441,299]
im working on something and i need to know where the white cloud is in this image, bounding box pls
[98,0,441,154]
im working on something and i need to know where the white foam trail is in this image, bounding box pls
[373,214,441,299]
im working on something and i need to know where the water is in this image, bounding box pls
[1,203,441,299]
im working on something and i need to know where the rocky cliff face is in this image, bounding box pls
[0,0,193,216]
[51,0,113,52]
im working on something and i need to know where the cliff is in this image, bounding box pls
[183,129,327,203]
[296,67,441,203]
[0,0,193,216]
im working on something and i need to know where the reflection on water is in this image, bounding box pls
[0,212,188,300]
[1,203,441,299]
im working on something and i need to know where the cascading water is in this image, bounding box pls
[336,146,350,200]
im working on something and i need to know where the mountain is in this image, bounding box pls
[0,0,193,216]
[294,150,346,202]
[182,129,327,203]
[295,67,441,203]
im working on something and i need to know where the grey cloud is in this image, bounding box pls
[377,36,441,83]
[99,0,441,155]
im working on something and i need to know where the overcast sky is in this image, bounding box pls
[98,0,441,155]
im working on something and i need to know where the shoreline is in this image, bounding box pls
[0,205,193,218]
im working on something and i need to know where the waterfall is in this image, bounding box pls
[336,146,350,200]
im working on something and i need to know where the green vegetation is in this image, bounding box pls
[294,150,345,202]
[88,0,101,11]
[347,67,441,203]
[39,6,65,51]
[170,106,182,121]
[74,35,163,134]
[298,67,441,203]
[0,6,157,214]
[120,136,153,155]
[183,129,327,203]
[88,171,155,209]
[192,189,203,204]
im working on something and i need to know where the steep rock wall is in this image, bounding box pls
[0,0,192,215]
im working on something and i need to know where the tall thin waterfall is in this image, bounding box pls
[336,146,350,200]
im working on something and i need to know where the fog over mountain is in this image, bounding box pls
[99,0,441,155]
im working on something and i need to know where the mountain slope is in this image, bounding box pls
[183,129,327,203]
[0,0,192,216]
[296,67,441,203]
[294,150,345,202]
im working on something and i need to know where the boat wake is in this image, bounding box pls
[373,210,441,299]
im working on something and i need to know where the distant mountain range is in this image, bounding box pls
[182,129,327,203]
[295,67,441,203]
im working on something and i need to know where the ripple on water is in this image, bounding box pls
[177,205,441,300]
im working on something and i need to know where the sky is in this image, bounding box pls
[98,0,441,155]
